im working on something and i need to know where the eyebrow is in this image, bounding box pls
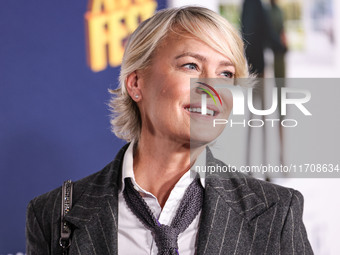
[175,52,234,67]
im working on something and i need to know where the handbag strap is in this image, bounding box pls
[59,180,73,254]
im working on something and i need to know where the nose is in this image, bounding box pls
[199,65,217,79]
[197,67,222,90]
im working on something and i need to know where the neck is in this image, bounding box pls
[133,132,204,208]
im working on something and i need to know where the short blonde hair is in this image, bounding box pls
[109,6,249,142]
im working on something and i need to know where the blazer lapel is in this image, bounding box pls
[196,148,268,254]
[64,144,128,255]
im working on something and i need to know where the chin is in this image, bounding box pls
[189,118,224,143]
[190,127,223,146]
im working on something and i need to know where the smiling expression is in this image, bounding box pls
[136,32,235,145]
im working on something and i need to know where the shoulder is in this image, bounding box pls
[29,143,129,206]
[25,159,121,253]
[26,160,113,232]
[203,153,313,253]
[26,143,129,235]
[208,171,302,209]
[28,159,115,213]
[205,152,304,214]
[247,176,302,207]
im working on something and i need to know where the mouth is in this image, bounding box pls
[183,104,220,117]
[185,107,216,116]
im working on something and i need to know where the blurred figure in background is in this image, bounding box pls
[241,0,285,76]
[268,0,287,78]
[268,0,288,165]
[241,0,286,172]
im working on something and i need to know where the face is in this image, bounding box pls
[136,32,236,146]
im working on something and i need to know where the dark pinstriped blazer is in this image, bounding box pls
[26,144,313,254]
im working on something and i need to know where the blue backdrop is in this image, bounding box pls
[0,0,166,253]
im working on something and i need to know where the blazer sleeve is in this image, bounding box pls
[280,190,314,254]
[26,200,50,255]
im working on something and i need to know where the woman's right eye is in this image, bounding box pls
[182,63,198,70]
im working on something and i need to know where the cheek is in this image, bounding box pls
[220,89,234,115]
[159,76,190,101]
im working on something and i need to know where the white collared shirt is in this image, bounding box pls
[118,142,205,255]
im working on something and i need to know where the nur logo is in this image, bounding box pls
[197,82,222,115]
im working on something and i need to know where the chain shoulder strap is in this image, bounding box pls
[59,180,73,254]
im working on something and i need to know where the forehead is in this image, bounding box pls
[154,31,233,63]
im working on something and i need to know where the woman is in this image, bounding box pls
[26,6,313,255]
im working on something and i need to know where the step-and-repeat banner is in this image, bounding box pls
[0,0,166,253]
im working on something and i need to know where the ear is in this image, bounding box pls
[125,71,142,102]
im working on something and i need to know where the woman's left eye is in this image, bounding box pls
[221,71,234,78]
